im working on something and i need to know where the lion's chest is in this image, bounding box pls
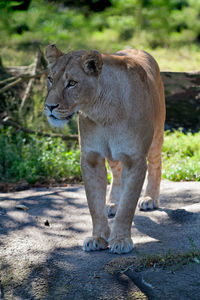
[80,122,138,162]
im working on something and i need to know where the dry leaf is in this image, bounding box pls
[15,204,29,211]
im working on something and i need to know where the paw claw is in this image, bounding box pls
[138,196,158,211]
[83,237,108,251]
[109,237,134,254]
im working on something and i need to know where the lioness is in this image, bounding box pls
[44,44,165,254]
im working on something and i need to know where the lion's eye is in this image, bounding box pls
[67,80,77,88]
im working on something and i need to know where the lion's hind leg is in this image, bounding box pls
[138,129,164,210]
[106,160,122,217]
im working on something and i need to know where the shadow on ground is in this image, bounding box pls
[0,181,200,299]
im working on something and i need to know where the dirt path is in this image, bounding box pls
[0,180,200,299]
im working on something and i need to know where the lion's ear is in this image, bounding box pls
[81,50,103,76]
[45,44,63,68]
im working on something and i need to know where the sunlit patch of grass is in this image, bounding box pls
[149,46,200,72]
[162,130,200,181]
[1,1,200,71]
[1,45,35,67]
[2,40,200,71]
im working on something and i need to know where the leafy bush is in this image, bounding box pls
[0,128,199,185]
[0,126,81,184]
[162,130,200,181]
[0,1,199,188]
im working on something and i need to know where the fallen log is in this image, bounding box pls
[1,52,200,132]
[161,71,200,131]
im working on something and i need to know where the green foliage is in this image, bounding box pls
[1,0,200,68]
[0,126,81,184]
[0,128,199,185]
[162,130,200,181]
[0,1,200,185]
[138,248,200,271]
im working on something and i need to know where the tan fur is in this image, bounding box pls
[44,44,165,254]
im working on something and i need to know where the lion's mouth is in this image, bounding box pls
[49,114,58,120]
[65,113,75,121]
[49,113,75,121]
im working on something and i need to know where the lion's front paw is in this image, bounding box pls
[109,237,134,254]
[107,203,118,217]
[138,196,159,211]
[83,236,108,251]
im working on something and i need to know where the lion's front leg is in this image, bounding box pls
[109,156,147,254]
[81,152,110,251]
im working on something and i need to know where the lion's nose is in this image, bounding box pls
[45,104,59,112]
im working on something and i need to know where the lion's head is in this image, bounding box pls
[44,44,103,127]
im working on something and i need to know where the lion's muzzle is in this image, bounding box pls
[44,103,75,128]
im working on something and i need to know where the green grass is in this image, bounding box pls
[0,128,199,185]
[105,248,200,275]
[2,42,200,72]
[0,127,81,184]
[149,47,200,72]
[0,1,199,187]
[162,130,200,181]
[105,237,200,275]
[1,0,200,71]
